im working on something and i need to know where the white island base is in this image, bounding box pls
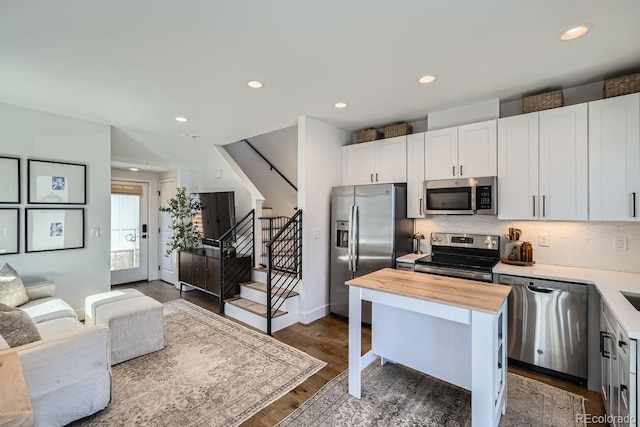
[347,269,509,427]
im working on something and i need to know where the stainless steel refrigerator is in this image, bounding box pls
[329,183,413,323]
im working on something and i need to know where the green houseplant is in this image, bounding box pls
[159,187,202,256]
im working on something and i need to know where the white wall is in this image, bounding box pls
[224,126,298,217]
[0,102,111,316]
[110,168,161,280]
[415,217,640,274]
[297,116,349,324]
[190,146,255,218]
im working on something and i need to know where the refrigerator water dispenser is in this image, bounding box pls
[336,221,349,248]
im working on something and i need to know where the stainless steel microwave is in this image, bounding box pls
[423,176,497,215]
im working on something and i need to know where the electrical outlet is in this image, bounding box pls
[539,233,550,247]
[615,237,627,251]
[313,228,320,239]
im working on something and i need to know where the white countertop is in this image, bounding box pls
[494,262,640,340]
[396,253,429,263]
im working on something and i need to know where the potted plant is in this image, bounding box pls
[159,187,202,256]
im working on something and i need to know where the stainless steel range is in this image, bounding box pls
[414,232,500,282]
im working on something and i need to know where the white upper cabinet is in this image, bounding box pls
[406,132,426,218]
[589,93,640,221]
[498,105,588,220]
[539,104,588,220]
[343,136,407,186]
[343,142,375,185]
[425,120,497,180]
[424,127,458,180]
[458,120,498,179]
[498,113,539,220]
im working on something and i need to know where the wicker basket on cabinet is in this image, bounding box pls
[353,128,383,144]
[383,123,412,138]
[604,72,640,98]
[522,90,564,113]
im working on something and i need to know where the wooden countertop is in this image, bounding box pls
[346,268,511,314]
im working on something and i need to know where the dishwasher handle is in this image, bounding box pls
[526,285,556,293]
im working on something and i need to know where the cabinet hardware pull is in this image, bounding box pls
[532,195,536,217]
[542,195,546,217]
[460,165,463,176]
[420,198,423,215]
[452,166,455,176]
[375,173,379,182]
[600,331,611,358]
[633,192,637,218]
[370,173,373,183]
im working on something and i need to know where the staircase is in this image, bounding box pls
[223,210,302,335]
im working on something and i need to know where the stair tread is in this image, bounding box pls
[225,297,287,318]
[240,281,299,297]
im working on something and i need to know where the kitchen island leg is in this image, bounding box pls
[348,286,362,398]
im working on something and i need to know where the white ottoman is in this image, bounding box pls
[85,289,165,365]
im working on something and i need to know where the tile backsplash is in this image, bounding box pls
[415,216,640,274]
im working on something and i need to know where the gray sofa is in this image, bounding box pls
[0,281,111,427]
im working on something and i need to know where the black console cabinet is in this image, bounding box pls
[178,248,251,298]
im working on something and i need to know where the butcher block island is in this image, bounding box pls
[346,268,511,427]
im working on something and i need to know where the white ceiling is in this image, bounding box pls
[2,1,640,167]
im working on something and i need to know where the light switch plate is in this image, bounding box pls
[539,233,550,247]
[91,227,101,237]
[313,229,320,239]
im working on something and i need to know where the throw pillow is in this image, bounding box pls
[0,263,29,307]
[0,302,41,347]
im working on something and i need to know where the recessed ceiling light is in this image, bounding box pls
[418,75,436,84]
[128,167,140,172]
[175,117,188,122]
[334,102,348,109]
[559,25,590,41]
[247,80,264,89]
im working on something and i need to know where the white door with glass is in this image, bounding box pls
[111,182,149,285]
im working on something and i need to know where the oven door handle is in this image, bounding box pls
[414,264,493,282]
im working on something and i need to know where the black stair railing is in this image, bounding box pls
[260,216,290,268]
[266,209,302,336]
[216,209,254,314]
[242,139,297,192]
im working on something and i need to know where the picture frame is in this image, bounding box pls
[25,208,84,253]
[0,156,20,203]
[28,159,86,204]
[0,208,19,255]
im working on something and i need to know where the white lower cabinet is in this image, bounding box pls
[601,299,637,426]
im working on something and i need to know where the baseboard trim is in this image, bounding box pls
[298,304,329,324]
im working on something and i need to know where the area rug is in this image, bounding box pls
[74,299,326,427]
[278,361,586,427]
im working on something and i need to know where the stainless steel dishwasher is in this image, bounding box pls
[497,274,588,380]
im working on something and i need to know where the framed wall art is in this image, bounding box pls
[26,208,84,253]
[0,208,19,255]
[0,156,20,203]
[28,159,86,204]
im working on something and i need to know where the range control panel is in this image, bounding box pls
[431,232,500,250]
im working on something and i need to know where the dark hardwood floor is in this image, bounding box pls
[116,280,606,427]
